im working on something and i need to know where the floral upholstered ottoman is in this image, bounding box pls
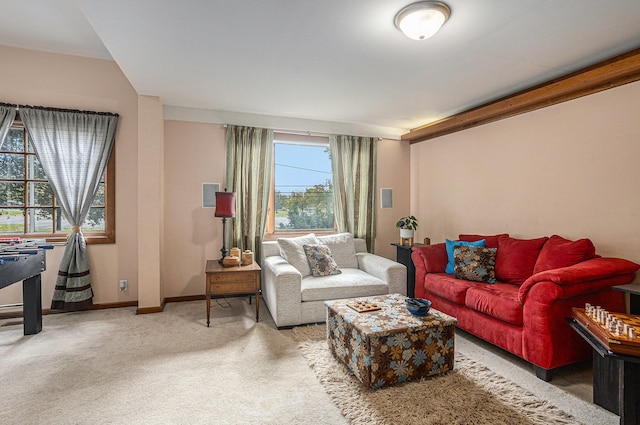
[325,293,457,389]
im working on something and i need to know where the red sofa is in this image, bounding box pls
[411,233,640,381]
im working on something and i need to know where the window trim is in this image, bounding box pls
[264,135,337,239]
[0,123,115,244]
[84,144,115,244]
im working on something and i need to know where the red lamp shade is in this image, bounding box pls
[215,191,236,218]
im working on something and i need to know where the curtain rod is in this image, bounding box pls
[1,102,118,117]
[19,104,119,117]
[222,124,326,138]
[223,124,381,140]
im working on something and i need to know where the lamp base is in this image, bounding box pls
[218,216,229,263]
[218,245,229,264]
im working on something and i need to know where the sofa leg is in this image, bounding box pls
[277,325,295,330]
[534,365,553,382]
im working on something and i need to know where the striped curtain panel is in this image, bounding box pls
[225,125,274,262]
[21,107,118,311]
[0,104,16,150]
[329,135,378,252]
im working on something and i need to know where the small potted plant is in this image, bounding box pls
[396,215,418,244]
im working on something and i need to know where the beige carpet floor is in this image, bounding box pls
[0,298,617,424]
[0,299,346,425]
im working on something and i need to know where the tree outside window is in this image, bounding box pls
[0,124,113,242]
[269,140,335,233]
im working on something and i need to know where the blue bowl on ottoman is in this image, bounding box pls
[405,298,432,317]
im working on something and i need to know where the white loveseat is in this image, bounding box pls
[262,233,406,328]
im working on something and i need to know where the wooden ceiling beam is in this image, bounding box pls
[403,47,640,144]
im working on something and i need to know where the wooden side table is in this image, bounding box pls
[205,260,261,327]
[391,243,423,298]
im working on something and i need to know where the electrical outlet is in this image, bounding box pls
[119,279,128,291]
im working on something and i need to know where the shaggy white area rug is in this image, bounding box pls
[293,324,583,425]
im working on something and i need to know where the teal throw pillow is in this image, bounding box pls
[445,239,485,274]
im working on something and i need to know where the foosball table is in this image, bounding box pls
[0,238,53,335]
[568,303,640,424]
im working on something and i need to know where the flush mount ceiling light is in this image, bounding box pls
[394,1,451,40]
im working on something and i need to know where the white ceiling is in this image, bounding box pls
[1,0,640,139]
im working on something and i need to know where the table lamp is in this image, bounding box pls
[215,189,236,263]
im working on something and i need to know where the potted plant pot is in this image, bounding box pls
[400,228,414,239]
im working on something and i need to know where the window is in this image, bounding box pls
[266,135,335,236]
[0,122,115,243]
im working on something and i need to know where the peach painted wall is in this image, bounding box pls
[0,44,413,308]
[137,95,165,309]
[0,45,139,308]
[375,138,412,260]
[162,121,227,298]
[161,126,411,298]
[410,80,640,277]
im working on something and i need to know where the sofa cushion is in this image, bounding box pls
[454,245,497,283]
[465,283,523,326]
[533,235,596,274]
[459,233,509,249]
[317,232,358,268]
[277,233,319,277]
[303,244,341,277]
[445,239,485,274]
[300,268,388,302]
[495,236,548,285]
[424,273,486,305]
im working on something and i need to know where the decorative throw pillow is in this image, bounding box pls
[445,239,486,274]
[533,235,596,274]
[495,235,548,285]
[316,233,358,268]
[454,245,497,283]
[277,233,319,277]
[303,244,342,277]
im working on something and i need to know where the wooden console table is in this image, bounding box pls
[205,260,261,327]
[568,316,640,424]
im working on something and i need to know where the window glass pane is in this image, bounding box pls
[1,125,112,240]
[274,143,334,230]
[27,182,53,206]
[26,154,46,179]
[92,183,105,206]
[2,128,24,152]
[27,208,53,233]
[0,182,24,206]
[0,208,24,234]
[54,207,72,233]
[83,208,105,231]
[0,153,24,179]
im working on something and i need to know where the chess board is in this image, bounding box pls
[346,300,381,313]
[572,308,640,357]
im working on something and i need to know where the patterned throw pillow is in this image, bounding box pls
[445,239,485,274]
[303,244,342,277]
[453,245,497,284]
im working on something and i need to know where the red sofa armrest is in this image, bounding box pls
[519,257,639,304]
[411,243,447,298]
